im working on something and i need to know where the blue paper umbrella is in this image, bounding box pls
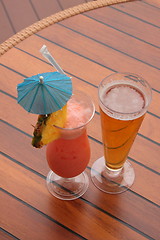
[17,72,72,114]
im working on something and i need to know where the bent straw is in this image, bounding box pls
[40,45,65,75]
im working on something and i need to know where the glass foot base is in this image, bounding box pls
[91,157,135,194]
[46,170,89,200]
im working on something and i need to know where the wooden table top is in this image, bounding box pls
[1,0,160,239]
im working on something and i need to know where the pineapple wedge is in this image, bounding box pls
[32,105,67,148]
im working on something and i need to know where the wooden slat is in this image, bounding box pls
[129,135,160,172]
[143,0,160,8]
[0,230,16,240]
[1,191,83,240]
[59,14,160,70]
[139,113,160,143]
[3,0,38,32]
[0,1,15,43]
[1,129,159,240]
[59,0,86,9]
[30,0,62,19]
[85,5,160,49]
[113,0,160,27]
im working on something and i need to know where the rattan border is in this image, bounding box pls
[0,0,133,55]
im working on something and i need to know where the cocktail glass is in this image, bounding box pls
[46,90,95,200]
[91,72,152,194]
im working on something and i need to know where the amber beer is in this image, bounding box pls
[100,101,145,170]
[99,80,149,170]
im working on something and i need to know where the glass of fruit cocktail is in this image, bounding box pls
[91,72,152,194]
[46,90,95,200]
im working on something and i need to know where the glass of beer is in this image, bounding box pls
[91,72,152,194]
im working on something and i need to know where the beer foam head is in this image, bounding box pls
[103,86,144,113]
[99,83,147,120]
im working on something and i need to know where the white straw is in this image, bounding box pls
[40,45,65,75]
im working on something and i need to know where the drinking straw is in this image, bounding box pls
[40,45,65,75]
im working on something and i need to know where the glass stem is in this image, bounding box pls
[63,177,75,182]
[105,165,122,178]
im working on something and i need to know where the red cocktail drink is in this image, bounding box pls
[46,90,95,200]
[47,129,90,178]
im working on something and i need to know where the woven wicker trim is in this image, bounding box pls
[0,0,133,55]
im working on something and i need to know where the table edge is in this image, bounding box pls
[0,0,134,56]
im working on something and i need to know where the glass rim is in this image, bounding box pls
[53,90,95,130]
[98,72,152,116]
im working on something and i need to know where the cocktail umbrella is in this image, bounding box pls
[17,71,72,114]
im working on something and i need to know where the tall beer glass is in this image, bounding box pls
[91,72,152,194]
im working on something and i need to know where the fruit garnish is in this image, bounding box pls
[32,105,67,148]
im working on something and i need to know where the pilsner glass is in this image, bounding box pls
[46,90,95,200]
[91,72,152,194]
